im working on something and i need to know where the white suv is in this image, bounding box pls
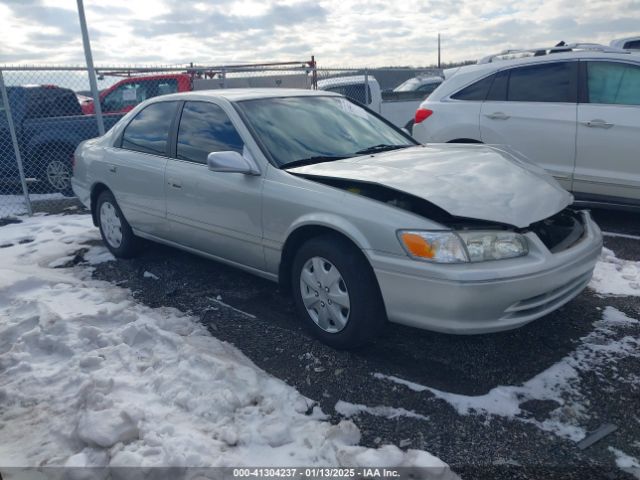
[412,45,640,208]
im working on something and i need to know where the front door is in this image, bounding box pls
[574,60,640,203]
[164,100,265,270]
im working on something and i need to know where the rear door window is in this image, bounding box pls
[121,101,178,156]
[586,61,640,105]
[506,62,577,102]
[176,101,244,163]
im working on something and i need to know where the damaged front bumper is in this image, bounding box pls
[366,210,603,334]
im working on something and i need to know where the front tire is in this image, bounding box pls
[291,234,386,349]
[96,191,140,258]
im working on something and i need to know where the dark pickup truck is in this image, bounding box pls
[0,85,123,195]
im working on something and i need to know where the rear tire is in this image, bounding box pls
[291,234,386,349]
[30,144,75,196]
[96,190,140,258]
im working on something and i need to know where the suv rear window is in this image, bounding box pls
[24,88,82,119]
[507,62,576,103]
[121,101,178,156]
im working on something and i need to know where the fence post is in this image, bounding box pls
[311,55,317,90]
[0,70,32,216]
[364,68,370,105]
[77,0,105,136]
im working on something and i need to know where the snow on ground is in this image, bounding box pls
[374,306,640,442]
[609,447,640,479]
[590,247,640,296]
[0,193,65,217]
[335,400,429,421]
[0,215,457,478]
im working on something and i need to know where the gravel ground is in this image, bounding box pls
[4,202,639,479]
[83,207,640,480]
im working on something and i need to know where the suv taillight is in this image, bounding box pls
[415,108,433,124]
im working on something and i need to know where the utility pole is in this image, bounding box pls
[438,33,441,68]
[77,0,105,135]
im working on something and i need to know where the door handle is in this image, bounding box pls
[582,119,614,129]
[168,179,182,189]
[108,165,117,173]
[485,112,510,120]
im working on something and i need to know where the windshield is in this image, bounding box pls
[236,96,415,168]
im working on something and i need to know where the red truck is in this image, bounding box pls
[81,73,192,115]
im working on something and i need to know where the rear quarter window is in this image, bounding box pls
[451,74,495,101]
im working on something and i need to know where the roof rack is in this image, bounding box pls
[477,43,630,64]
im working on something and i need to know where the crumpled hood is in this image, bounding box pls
[288,144,573,228]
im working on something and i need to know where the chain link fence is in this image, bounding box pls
[0,61,441,220]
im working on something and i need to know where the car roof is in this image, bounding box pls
[429,50,640,100]
[154,88,340,103]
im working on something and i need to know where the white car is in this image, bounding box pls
[393,76,443,95]
[610,36,640,51]
[412,45,640,208]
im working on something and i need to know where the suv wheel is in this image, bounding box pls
[96,191,140,258]
[291,234,386,349]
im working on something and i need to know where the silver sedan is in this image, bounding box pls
[72,89,603,348]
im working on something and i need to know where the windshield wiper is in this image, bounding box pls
[354,144,413,155]
[282,155,348,170]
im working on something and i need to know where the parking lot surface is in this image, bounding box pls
[83,207,640,479]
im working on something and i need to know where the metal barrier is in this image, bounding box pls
[0,62,441,220]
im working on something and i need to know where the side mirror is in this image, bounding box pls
[206,151,259,175]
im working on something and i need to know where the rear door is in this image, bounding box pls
[164,100,265,269]
[479,61,578,190]
[105,100,179,236]
[574,60,640,202]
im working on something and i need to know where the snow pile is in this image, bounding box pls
[375,306,640,442]
[609,447,640,479]
[590,247,640,296]
[0,215,456,477]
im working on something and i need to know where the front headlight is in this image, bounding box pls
[398,230,528,263]
[457,231,528,262]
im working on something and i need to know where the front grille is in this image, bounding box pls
[526,209,585,253]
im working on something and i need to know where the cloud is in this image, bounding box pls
[132,1,328,37]
[0,0,639,68]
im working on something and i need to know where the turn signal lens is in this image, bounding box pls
[401,232,435,258]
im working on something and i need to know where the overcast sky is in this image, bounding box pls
[1,0,639,68]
